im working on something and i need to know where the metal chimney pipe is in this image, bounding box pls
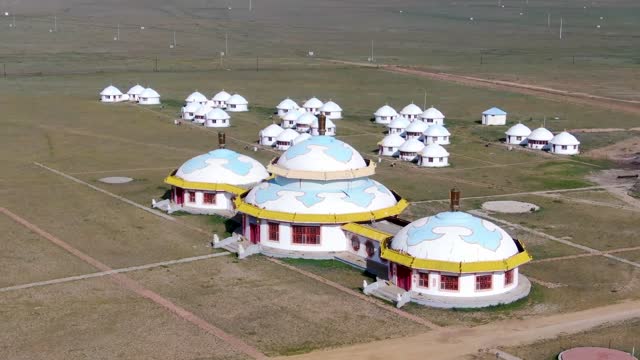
[218,132,226,148]
[318,113,326,136]
[450,187,461,212]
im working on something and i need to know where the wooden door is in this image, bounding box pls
[249,223,260,244]
[175,188,184,205]
[396,265,412,291]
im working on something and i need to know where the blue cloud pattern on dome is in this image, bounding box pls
[181,149,252,176]
[283,136,353,163]
[405,212,503,251]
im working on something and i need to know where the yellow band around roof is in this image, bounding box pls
[164,173,247,195]
[341,223,393,243]
[267,158,377,180]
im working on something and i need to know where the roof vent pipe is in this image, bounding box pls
[449,187,461,212]
[318,113,327,136]
[218,132,226,148]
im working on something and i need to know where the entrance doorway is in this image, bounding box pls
[249,223,260,244]
[396,265,412,291]
[174,188,184,205]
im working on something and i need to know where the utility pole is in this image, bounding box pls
[3,64,6,78]
[423,90,427,110]
[173,31,176,47]
[547,13,550,29]
[225,32,228,56]
[117,23,120,40]
[54,15,57,32]
[559,17,563,39]
[256,56,259,71]
[249,0,252,11]
[371,40,374,62]
[154,57,158,72]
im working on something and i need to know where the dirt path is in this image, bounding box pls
[282,300,640,360]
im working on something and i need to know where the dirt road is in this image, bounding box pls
[281,300,640,360]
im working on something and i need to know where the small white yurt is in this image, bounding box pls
[419,144,450,167]
[527,127,554,150]
[399,138,425,162]
[193,105,212,125]
[205,108,231,128]
[227,94,248,112]
[420,106,445,125]
[127,84,145,102]
[505,123,532,145]
[378,133,405,157]
[387,116,411,136]
[549,131,580,155]
[311,117,336,136]
[276,98,299,118]
[100,85,124,103]
[186,91,208,105]
[319,100,343,120]
[482,107,507,125]
[212,90,232,108]
[138,88,161,105]
[374,105,399,124]
[259,123,284,146]
[423,124,451,145]
[302,97,324,114]
[405,120,429,140]
[292,133,312,145]
[181,102,201,121]
[275,128,300,151]
[295,112,316,133]
[281,109,302,129]
[400,103,422,121]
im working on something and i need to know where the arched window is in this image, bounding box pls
[365,241,375,258]
[351,235,360,252]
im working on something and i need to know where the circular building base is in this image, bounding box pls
[99,176,134,184]
[482,200,540,214]
[559,347,637,360]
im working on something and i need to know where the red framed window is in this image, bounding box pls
[351,236,360,251]
[365,241,375,258]
[268,222,279,242]
[440,275,459,291]
[475,275,492,291]
[188,191,196,203]
[505,269,514,285]
[418,272,429,288]
[203,193,216,204]
[292,226,320,245]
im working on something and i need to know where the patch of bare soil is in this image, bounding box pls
[585,137,640,163]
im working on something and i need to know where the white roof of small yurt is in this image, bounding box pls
[261,123,285,137]
[292,133,312,145]
[283,109,304,121]
[420,106,445,119]
[212,90,232,101]
[303,97,324,108]
[296,112,317,126]
[227,94,248,105]
[374,105,398,117]
[405,120,429,133]
[176,149,269,186]
[276,128,300,142]
[400,103,422,116]
[528,127,554,141]
[127,84,145,96]
[423,124,451,136]
[505,123,532,137]
[194,105,213,117]
[183,102,201,113]
[379,133,405,147]
[420,143,449,158]
[140,87,160,98]
[206,108,230,120]
[319,100,342,112]
[550,131,580,146]
[277,98,299,110]
[387,116,411,129]
[399,138,425,152]
[186,91,207,103]
[100,85,123,96]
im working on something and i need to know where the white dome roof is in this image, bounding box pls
[212,90,232,101]
[186,91,207,103]
[276,128,300,142]
[388,116,411,129]
[311,117,336,129]
[550,131,580,146]
[380,133,405,147]
[303,97,324,108]
[277,136,367,172]
[283,109,304,121]
[528,127,554,141]
[421,107,445,119]
[127,84,145,95]
[292,133,312,145]
[505,123,532,137]
[399,138,425,152]
[320,100,342,112]
[405,120,429,133]
[390,211,519,262]
[261,123,284,137]
[183,102,201,113]
[424,124,450,136]
[100,85,122,96]
[400,103,422,116]
[421,143,449,157]
[206,108,230,120]
[244,177,398,215]
[194,105,213,117]
[176,149,269,186]
[227,94,248,105]
[374,105,398,117]
[277,98,299,110]
[296,112,317,125]
[140,88,160,98]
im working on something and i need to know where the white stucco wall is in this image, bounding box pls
[379,146,399,157]
[482,114,507,125]
[179,190,234,211]
[424,135,450,145]
[419,156,449,167]
[227,104,248,112]
[322,110,342,120]
[527,141,549,150]
[139,97,160,105]
[506,135,527,145]
[375,115,395,124]
[550,144,580,155]
[260,136,277,146]
[244,218,350,252]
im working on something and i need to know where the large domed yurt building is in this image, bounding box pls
[505,123,532,145]
[374,105,398,124]
[160,133,269,215]
[549,131,580,155]
[234,117,408,256]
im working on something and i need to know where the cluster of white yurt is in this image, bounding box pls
[276,97,343,120]
[180,90,247,128]
[260,112,336,150]
[100,84,161,105]
[505,124,580,155]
